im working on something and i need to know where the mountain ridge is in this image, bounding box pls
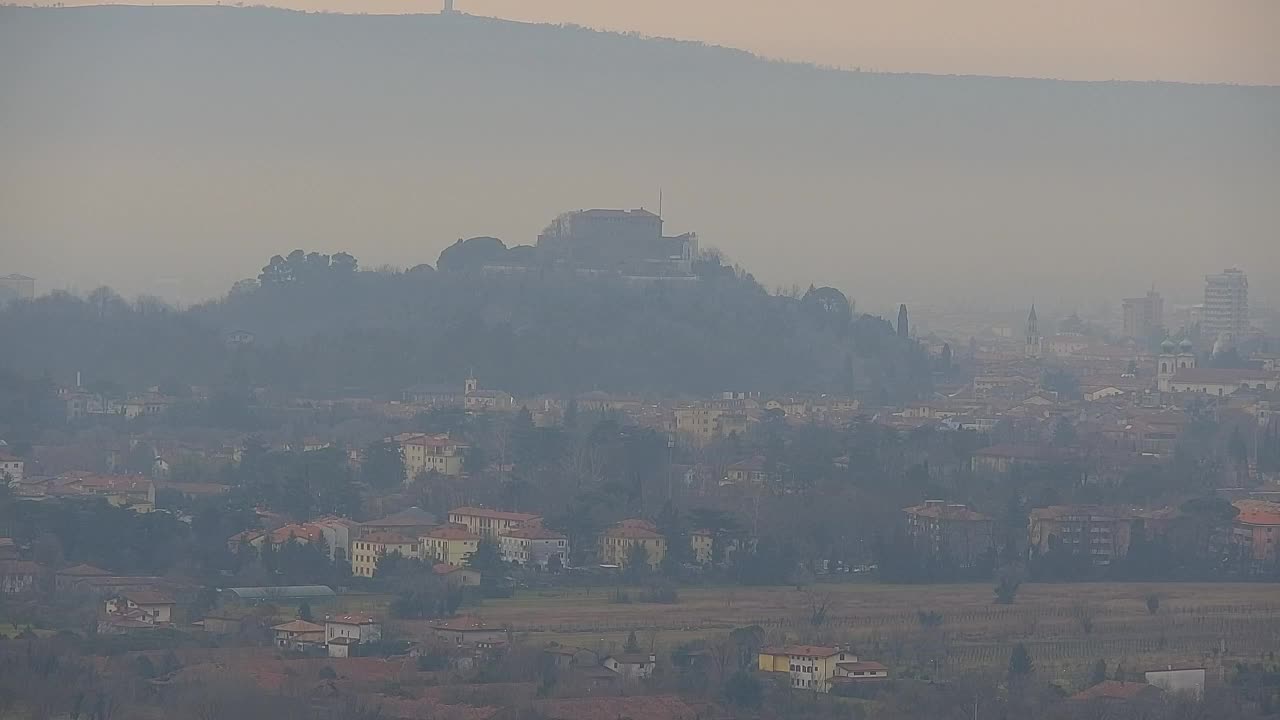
[2,5,1277,307]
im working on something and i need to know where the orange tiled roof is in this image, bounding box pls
[450,507,541,522]
[761,645,842,658]
[425,527,480,541]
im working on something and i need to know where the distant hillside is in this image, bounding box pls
[0,250,928,399]
[1,6,1277,306]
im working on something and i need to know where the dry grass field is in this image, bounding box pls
[390,581,1280,686]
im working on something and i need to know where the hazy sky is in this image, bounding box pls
[2,4,1276,311]
[51,0,1280,85]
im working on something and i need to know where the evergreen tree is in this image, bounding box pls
[362,440,406,489]
[897,304,909,338]
[298,600,313,622]
[623,630,641,653]
[1089,659,1107,686]
[723,671,763,708]
[1008,643,1034,678]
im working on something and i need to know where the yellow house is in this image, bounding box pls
[600,522,666,568]
[350,532,419,579]
[758,645,858,693]
[673,407,726,447]
[421,526,481,567]
[447,507,541,540]
[399,434,468,481]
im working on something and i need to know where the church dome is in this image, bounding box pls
[1160,339,1176,353]
[1179,338,1194,352]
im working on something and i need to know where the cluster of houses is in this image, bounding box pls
[6,470,156,513]
[903,496,1280,569]
[222,506,739,581]
[227,506,567,580]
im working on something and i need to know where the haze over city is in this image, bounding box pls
[4,3,1280,719]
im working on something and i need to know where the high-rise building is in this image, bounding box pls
[1203,269,1249,343]
[1121,289,1163,340]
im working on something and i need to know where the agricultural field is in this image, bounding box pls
[392,581,1280,688]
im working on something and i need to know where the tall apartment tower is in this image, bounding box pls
[1121,289,1163,340]
[1203,269,1248,344]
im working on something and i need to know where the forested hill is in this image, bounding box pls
[2,6,1277,304]
[0,252,928,399]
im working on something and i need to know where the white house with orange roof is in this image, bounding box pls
[498,525,568,568]
[325,614,382,657]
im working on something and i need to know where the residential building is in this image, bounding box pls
[723,456,769,485]
[758,645,859,693]
[1028,505,1167,565]
[1203,268,1249,344]
[350,532,419,578]
[498,526,568,568]
[421,526,480,567]
[970,444,1076,475]
[600,522,666,568]
[832,660,889,684]
[52,564,105,591]
[902,501,994,568]
[0,453,24,483]
[226,529,266,553]
[673,406,750,446]
[602,652,657,682]
[1122,290,1164,340]
[399,434,467,480]
[359,507,438,539]
[1163,368,1280,397]
[448,506,541,540]
[690,529,714,565]
[1229,500,1280,565]
[430,616,507,647]
[542,644,598,671]
[432,563,481,587]
[312,515,359,562]
[1144,667,1206,699]
[105,591,175,623]
[1068,681,1165,705]
[272,619,326,650]
[325,615,382,657]
[265,522,324,549]
[39,474,156,512]
[0,560,40,594]
[0,538,17,561]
